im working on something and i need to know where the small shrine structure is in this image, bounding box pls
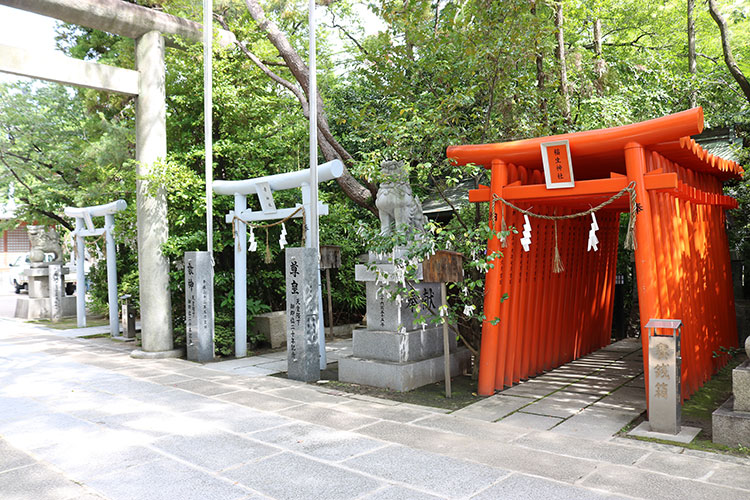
[447,108,744,403]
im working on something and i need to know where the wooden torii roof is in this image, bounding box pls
[447,108,743,211]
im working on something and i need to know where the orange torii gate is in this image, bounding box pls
[447,108,744,401]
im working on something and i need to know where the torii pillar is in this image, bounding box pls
[134,30,173,354]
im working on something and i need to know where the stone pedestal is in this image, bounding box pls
[15,266,76,320]
[713,361,750,447]
[253,311,286,349]
[735,300,750,348]
[339,253,471,392]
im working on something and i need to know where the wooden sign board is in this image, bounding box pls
[423,250,464,283]
[540,140,575,189]
[320,245,342,270]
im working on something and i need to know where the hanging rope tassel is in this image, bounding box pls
[500,204,508,248]
[552,218,565,274]
[624,182,638,251]
[264,227,272,264]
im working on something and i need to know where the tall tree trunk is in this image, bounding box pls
[687,0,697,107]
[242,0,376,212]
[593,18,605,95]
[555,2,572,127]
[531,0,548,129]
[707,0,750,105]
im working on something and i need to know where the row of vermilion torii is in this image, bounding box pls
[447,107,742,402]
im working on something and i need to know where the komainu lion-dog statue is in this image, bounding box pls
[27,225,63,264]
[375,160,425,236]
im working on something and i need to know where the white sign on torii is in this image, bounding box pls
[64,200,127,336]
[213,160,344,364]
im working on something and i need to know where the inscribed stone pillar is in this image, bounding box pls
[285,247,320,382]
[184,252,215,362]
[648,332,681,434]
[48,264,64,322]
[135,30,173,352]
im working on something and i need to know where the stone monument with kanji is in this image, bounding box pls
[338,161,470,391]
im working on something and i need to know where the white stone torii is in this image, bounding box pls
[213,159,344,363]
[64,200,126,336]
[0,0,234,357]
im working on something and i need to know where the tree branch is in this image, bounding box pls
[17,196,73,231]
[708,0,750,104]
[427,172,469,232]
[223,5,376,213]
[329,11,368,55]
[697,52,718,64]
[0,154,33,194]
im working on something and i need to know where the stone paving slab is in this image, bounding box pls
[451,394,531,421]
[215,390,302,412]
[1,412,102,451]
[522,391,602,418]
[153,431,279,471]
[500,411,564,430]
[580,463,750,500]
[499,380,567,399]
[184,406,293,434]
[625,375,646,388]
[170,378,241,397]
[705,462,750,490]
[551,406,641,440]
[454,436,600,484]
[86,457,252,500]
[513,431,648,466]
[360,485,443,500]
[248,422,386,461]
[266,386,348,406]
[223,452,381,500]
[335,398,435,423]
[251,359,287,372]
[0,462,104,500]
[342,445,510,498]
[411,413,529,442]
[144,373,195,385]
[633,450,721,480]
[469,473,625,500]
[0,438,36,471]
[34,437,162,479]
[276,403,381,431]
[593,386,648,412]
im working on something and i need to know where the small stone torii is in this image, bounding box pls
[213,160,343,364]
[64,200,127,337]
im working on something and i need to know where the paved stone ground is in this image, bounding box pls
[454,339,647,439]
[2,320,749,500]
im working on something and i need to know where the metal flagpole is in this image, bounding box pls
[308,0,318,253]
[309,0,326,369]
[204,0,213,258]
[203,0,217,358]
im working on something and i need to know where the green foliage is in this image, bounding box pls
[2,0,749,362]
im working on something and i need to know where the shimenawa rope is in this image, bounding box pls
[490,181,638,273]
[232,206,305,263]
